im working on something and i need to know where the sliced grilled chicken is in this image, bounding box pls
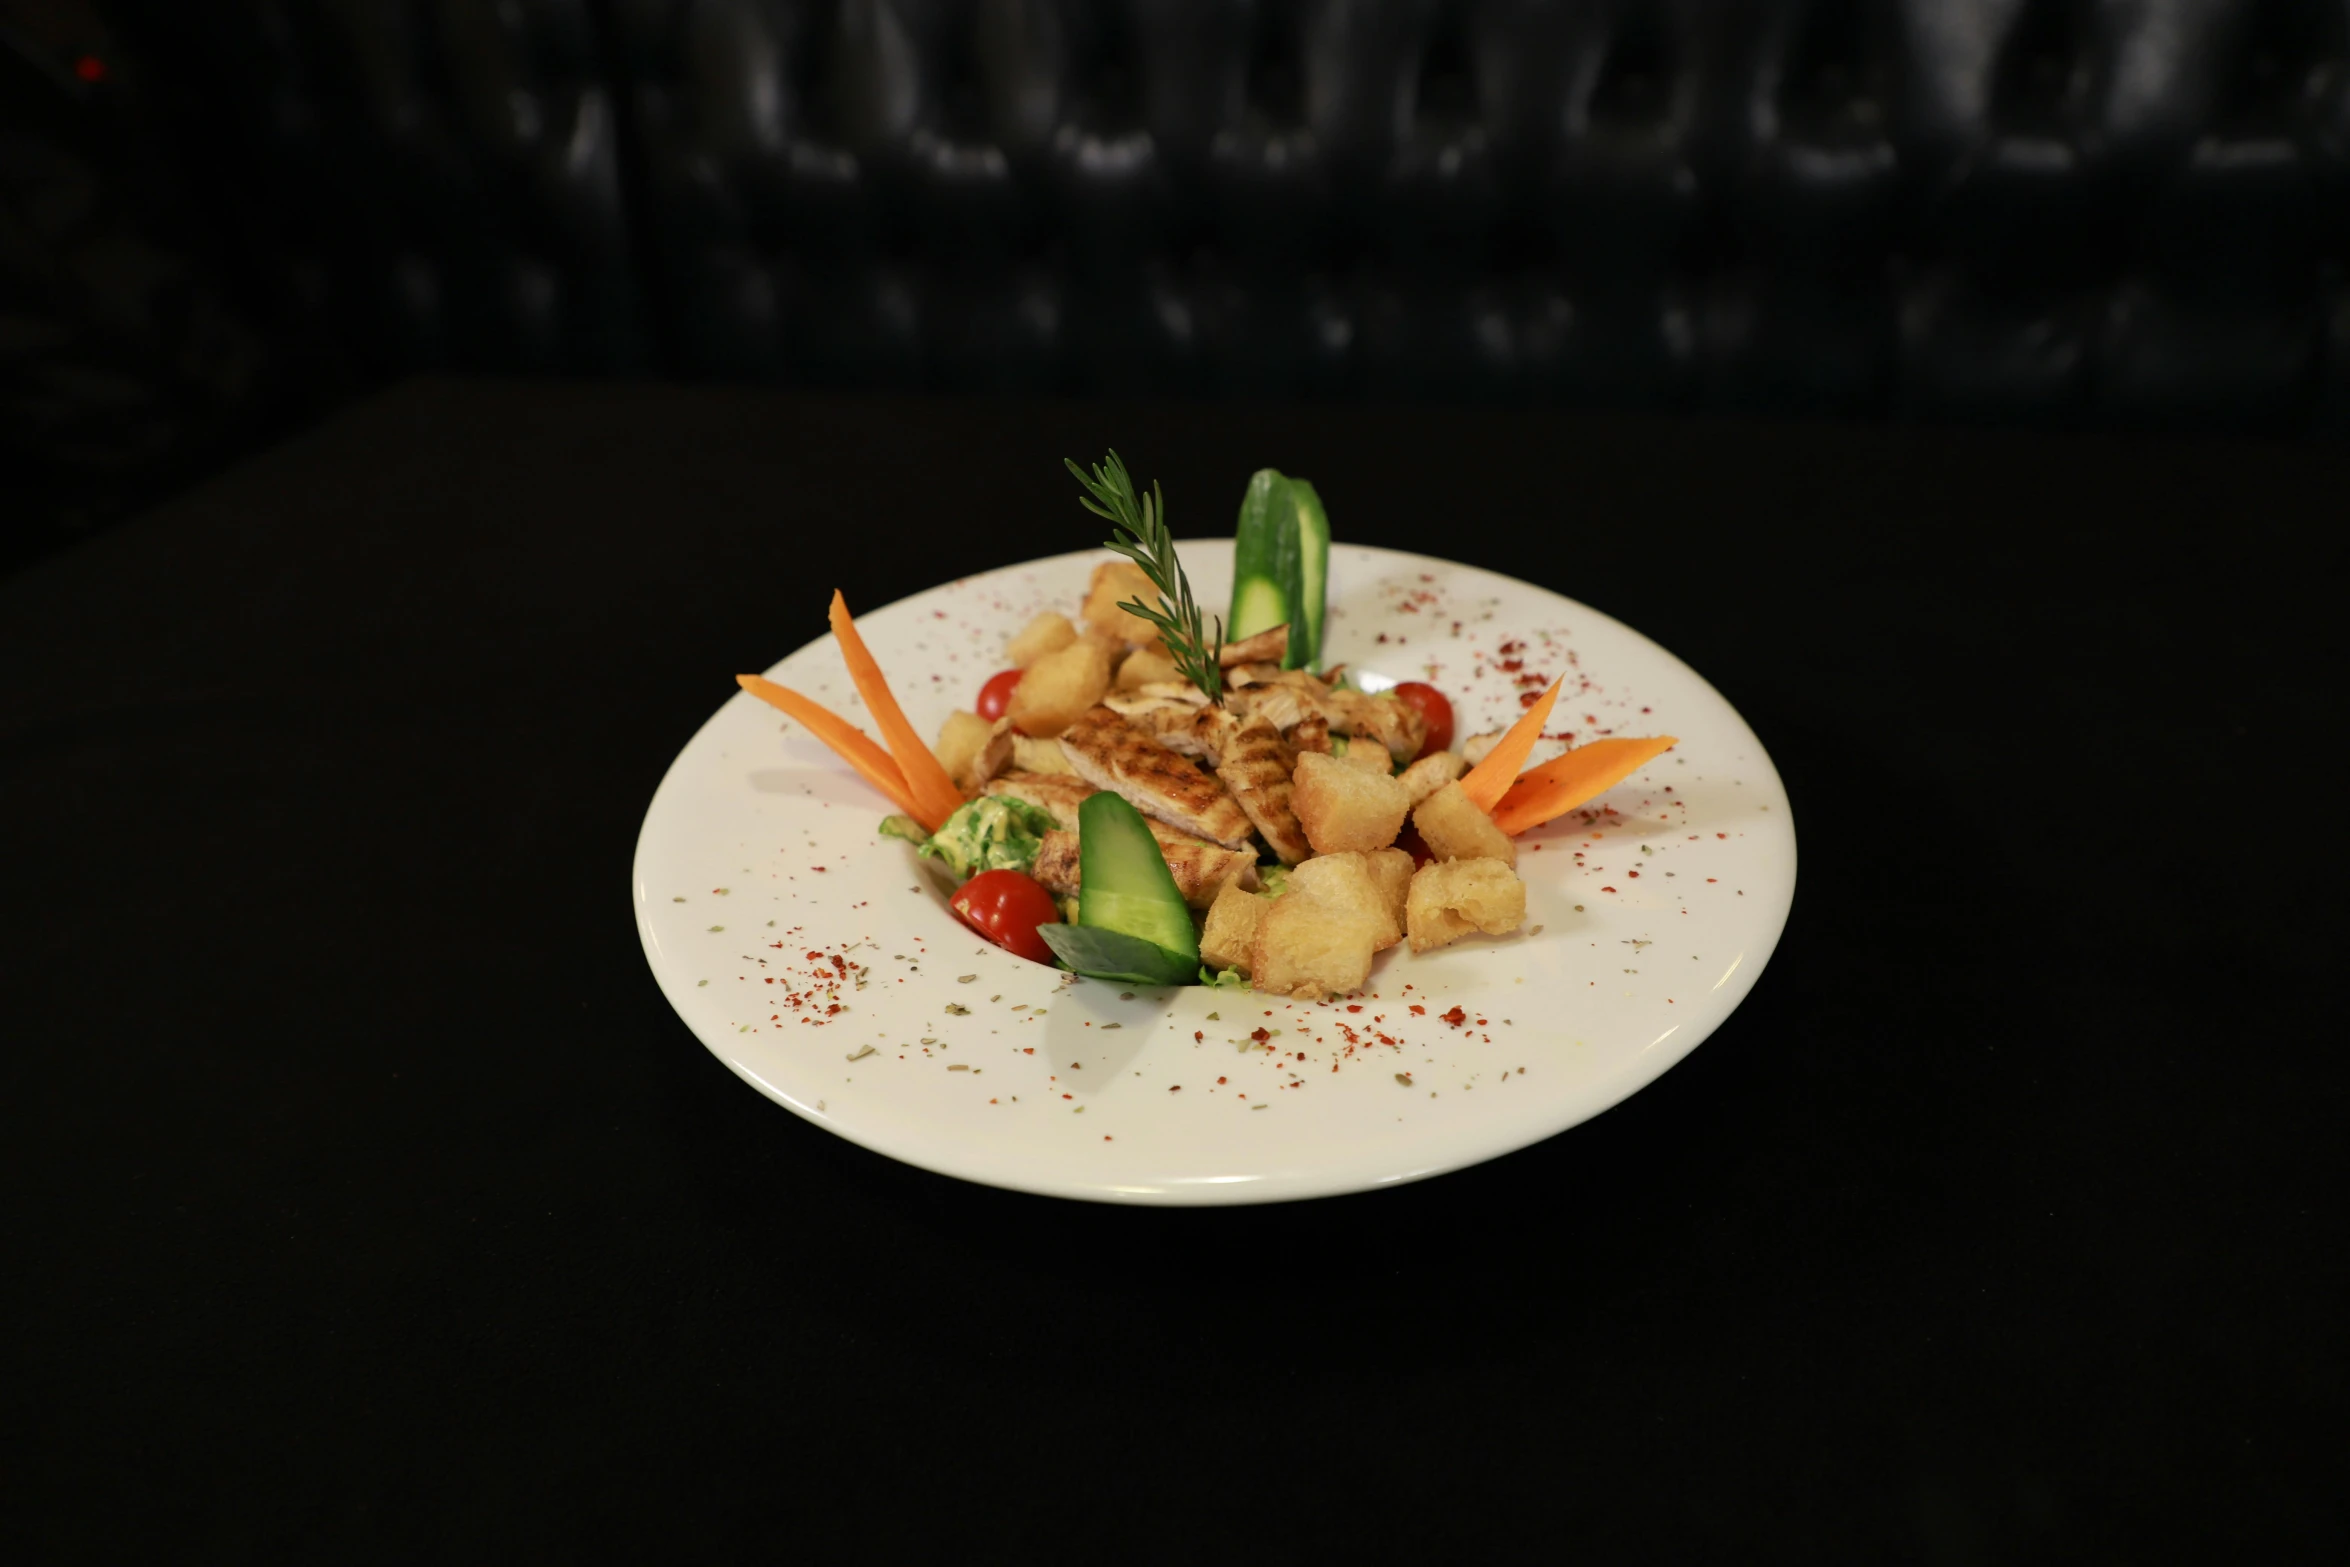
[985,772,1099,829]
[1219,624,1289,667]
[1230,682,1306,732]
[1328,687,1428,762]
[1056,705,1256,849]
[1126,680,1209,705]
[1289,714,1333,753]
[1213,715,1312,865]
[1104,697,1220,760]
[1103,692,1195,719]
[1031,828,1259,912]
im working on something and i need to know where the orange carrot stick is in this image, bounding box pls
[1491,735,1679,837]
[1458,676,1564,811]
[733,674,936,827]
[827,591,965,828]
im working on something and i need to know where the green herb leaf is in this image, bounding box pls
[1066,450,1225,706]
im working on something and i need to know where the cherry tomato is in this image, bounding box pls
[975,668,1023,722]
[1392,682,1454,756]
[950,868,1061,964]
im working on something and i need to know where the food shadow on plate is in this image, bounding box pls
[1040,980,1167,1093]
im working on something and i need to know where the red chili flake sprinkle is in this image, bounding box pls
[1217,1077,1227,1085]
[1519,691,1541,707]
[811,867,827,873]
[1194,1030,1204,1042]
[1717,832,1728,839]
[1062,1093,1073,1100]
[1103,1135,1112,1141]
[1601,886,1617,892]
[1347,1004,1363,1013]
[1250,1027,1271,1044]
[1629,870,1640,878]
[1441,1006,1467,1027]
[1169,1085,1181,1092]
[830,955,847,975]
[1707,877,1718,883]
[1408,1004,1427,1016]
[1023,1047,1034,1054]
[825,1003,841,1015]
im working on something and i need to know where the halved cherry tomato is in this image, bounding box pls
[1392,682,1453,756]
[975,668,1023,722]
[950,868,1061,964]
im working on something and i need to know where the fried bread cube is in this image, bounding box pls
[1199,875,1267,973]
[1291,750,1410,855]
[1362,847,1413,931]
[1405,858,1527,953]
[1007,638,1112,739]
[1397,750,1467,807]
[1006,611,1078,668]
[1082,561,1163,645]
[1287,852,1401,951]
[1115,646,1183,690]
[1412,781,1517,866]
[934,710,991,789]
[1250,886,1380,999]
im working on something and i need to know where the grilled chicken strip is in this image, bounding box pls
[985,772,1099,830]
[1030,828,1259,912]
[1327,687,1428,762]
[1056,706,1256,849]
[1218,624,1289,667]
[1101,695,1221,759]
[1212,714,1312,866]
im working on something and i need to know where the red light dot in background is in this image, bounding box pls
[75,56,107,82]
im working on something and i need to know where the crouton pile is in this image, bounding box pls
[931,562,1531,998]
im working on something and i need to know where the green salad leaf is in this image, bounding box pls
[911,796,1058,879]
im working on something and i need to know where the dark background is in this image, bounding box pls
[6,0,2348,575]
[5,2,2345,1560]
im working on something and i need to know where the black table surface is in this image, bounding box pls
[8,379,2339,1559]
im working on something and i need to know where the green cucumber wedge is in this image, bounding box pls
[1075,792,1197,956]
[1230,469,1293,644]
[1283,478,1330,670]
[1230,468,1331,670]
[1038,924,1197,987]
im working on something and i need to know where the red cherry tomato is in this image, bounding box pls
[950,869,1061,964]
[975,668,1023,722]
[1391,682,1454,756]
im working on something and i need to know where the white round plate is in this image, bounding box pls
[634,543,1794,1205]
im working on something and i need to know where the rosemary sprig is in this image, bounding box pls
[1064,450,1225,706]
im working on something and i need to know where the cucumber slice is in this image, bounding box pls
[1230,469,1291,642]
[1038,924,1197,987]
[1231,468,1330,670]
[1075,792,1199,962]
[1284,478,1330,670]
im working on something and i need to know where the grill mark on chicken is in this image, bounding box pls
[984,772,1098,829]
[1056,706,1256,849]
[1030,828,1259,911]
[1213,715,1312,866]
